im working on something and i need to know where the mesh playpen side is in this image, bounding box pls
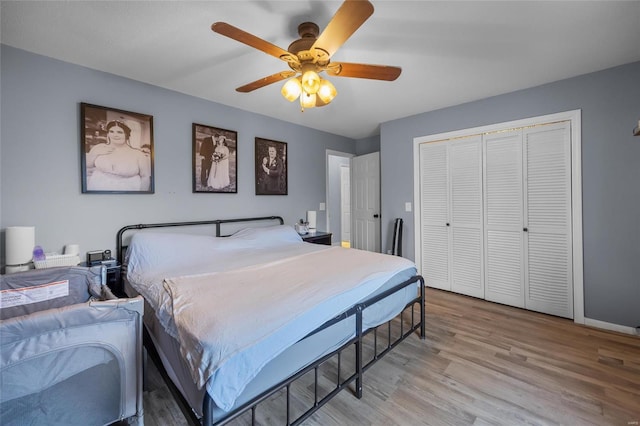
[1,265,144,426]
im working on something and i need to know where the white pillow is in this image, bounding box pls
[229,225,303,246]
[126,232,220,277]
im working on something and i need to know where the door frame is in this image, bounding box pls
[412,109,584,324]
[340,164,351,244]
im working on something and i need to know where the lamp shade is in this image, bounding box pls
[317,79,337,103]
[6,226,35,265]
[301,70,321,94]
[300,92,316,109]
[307,211,317,230]
[281,77,302,102]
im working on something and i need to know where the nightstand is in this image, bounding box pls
[80,260,123,297]
[302,231,332,246]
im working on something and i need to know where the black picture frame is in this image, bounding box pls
[80,103,154,194]
[192,123,238,193]
[255,137,287,195]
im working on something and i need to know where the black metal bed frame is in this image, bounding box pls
[116,215,285,265]
[116,216,425,426]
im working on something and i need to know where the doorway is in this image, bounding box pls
[326,151,353,246]
[340,164,351,247]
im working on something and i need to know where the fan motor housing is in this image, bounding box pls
[287,22,329,65]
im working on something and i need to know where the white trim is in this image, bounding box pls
[584,317,639,336]
[569,110,584,324]
[413,109,584,323]
[413,140,422,275]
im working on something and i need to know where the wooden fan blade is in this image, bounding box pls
[212,22,297,64]
[327,62,401,81]
[236,71,297,93]
[311,0,374,58]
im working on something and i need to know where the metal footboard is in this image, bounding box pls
[204,274,425,426]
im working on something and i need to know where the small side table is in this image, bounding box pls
[302,231,332,246]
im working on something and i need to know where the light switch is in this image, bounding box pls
[405,202,412,212]
[319,202,326,211]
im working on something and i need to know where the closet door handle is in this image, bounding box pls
[373,214,379,218]
[523,227,528,232]
[446,223,450,226]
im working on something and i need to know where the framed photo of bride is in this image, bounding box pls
[192,123,238,193]
[80,103,154,194]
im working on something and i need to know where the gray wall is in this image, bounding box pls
[380,61,640,328]
[355,135,380,156]
[0,45,355,265]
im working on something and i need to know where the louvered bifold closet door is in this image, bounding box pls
[419,141,450,290]
[523,122,573,318]
[450,136,484,298]
[484,130,525,308]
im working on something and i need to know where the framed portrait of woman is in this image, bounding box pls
[80,103,154,194]
[255,137,287,195]
[192,123,238,193]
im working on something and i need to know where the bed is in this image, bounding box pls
[117,216,425,425]
[0,265,144,426]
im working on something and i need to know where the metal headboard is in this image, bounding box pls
[115,215,284,265]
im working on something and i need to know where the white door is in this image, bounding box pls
[340,165,351,245]
[419,141,450,290]
[523,122,573,318]
[352,152,380,252]
[449,136,484,298]
[483,130,525,308]
[418,137,484,295]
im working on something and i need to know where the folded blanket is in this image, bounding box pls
[162,246,414,411]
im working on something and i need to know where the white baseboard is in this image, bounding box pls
[584,317,639,336]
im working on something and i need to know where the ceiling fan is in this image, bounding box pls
[211,0,401,110]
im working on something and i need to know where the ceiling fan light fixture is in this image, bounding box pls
[300,91,316,109]
[301,70,321,94]
[212,1,401,111]
[317,78,337,103]
[281,77,302,102]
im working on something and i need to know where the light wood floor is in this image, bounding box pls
[140,288,640,425]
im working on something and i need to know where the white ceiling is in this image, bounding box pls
[2,1,639,139]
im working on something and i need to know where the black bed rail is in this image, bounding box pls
[204,274,425,426]
[116,216,284,265]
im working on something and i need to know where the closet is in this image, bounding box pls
[419,135,484,299]
[416,114,576,319]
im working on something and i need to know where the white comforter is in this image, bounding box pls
[126,226,416,411]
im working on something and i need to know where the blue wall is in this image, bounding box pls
[355,135,380,155]
[0,45,355,262]
[2,44,638,329]
[380,61,640,328]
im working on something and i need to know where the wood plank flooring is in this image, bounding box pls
[140,288,640,425]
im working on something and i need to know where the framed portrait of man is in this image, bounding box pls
[255,138,287,195]
[192,123,238,193]
[80,103,154,194]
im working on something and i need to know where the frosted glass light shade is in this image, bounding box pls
[301,70,321,94]
[281,77,302,102]
[317,79,337,103]
[300,92,316,109]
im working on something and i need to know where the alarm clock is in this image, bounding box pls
[86,249,112,266]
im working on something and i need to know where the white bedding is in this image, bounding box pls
[125,225,416,412]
